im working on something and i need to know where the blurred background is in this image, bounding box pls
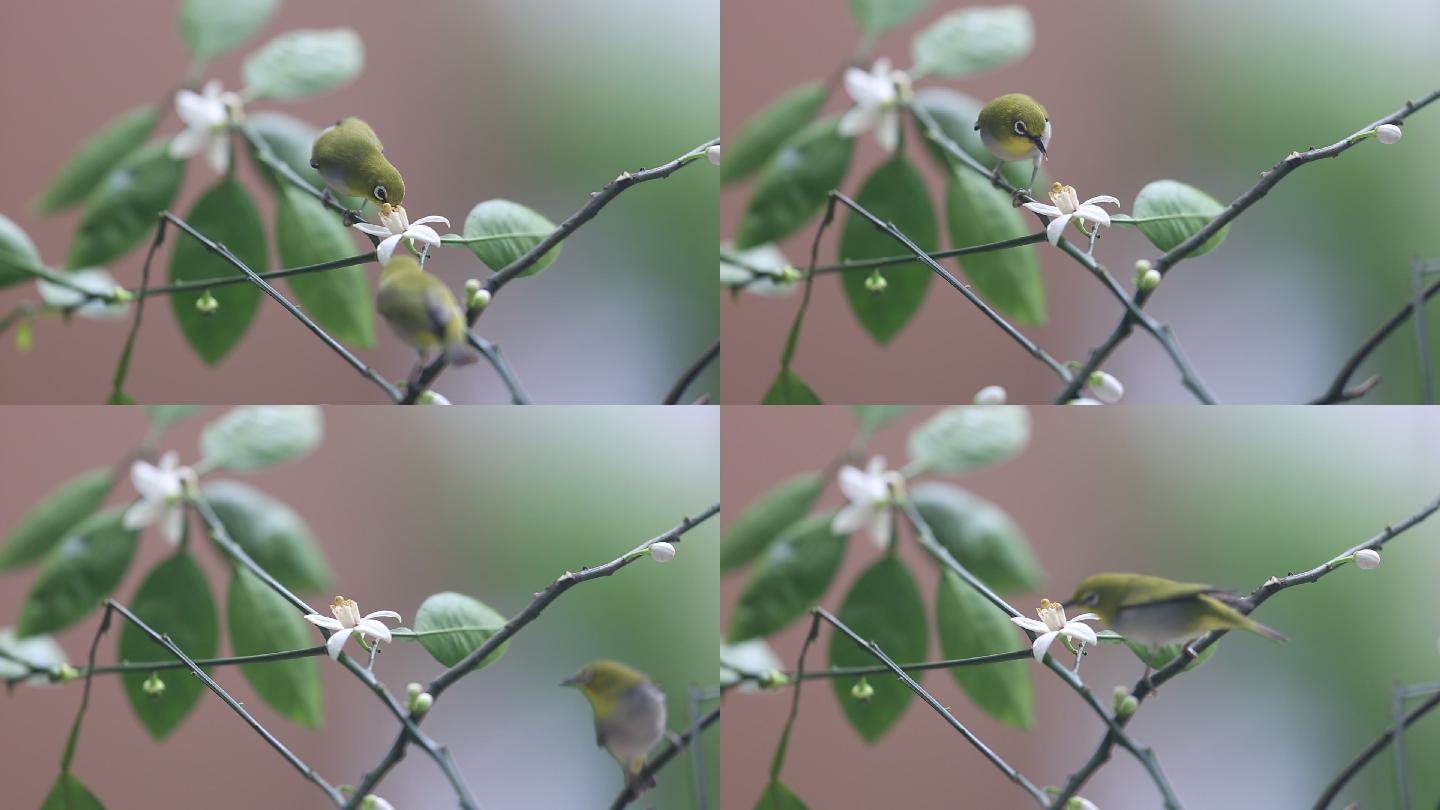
[0,0,718,404]
[721,0,1440,404]
[0,406,720,807]
[721,406,1440,807]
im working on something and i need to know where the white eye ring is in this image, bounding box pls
[373,185,388,202]
[1013,120,1028,136]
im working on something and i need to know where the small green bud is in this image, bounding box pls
[1134,259,1151,274]
[195,290,219,315]
[1117,695,1139,717]
[464,278,481,296]
[53,664,81,683]
[111,287,135,303]
[778,266,804,284]
[1112,685,1129,704]
[758,669,790,689]
[851,677,875,703]
[412,692,433,714]
[407,682,423,701]
[1137,269,1161,291]
[142,672,166,697]
[864,270,887,294]
[468,287,492,311]
[15,319,32,352]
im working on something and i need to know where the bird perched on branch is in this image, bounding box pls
[975,93,1051,193]
[375,254,477,367]
[310,117,406,210]
[1066,573,1287,649]
[562,660,668,794]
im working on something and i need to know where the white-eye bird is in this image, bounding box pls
[310,117,406,209]
[974,93,1051,191]
[1065,573,1287,649]
[375,254,478,366]
[562,660,668,793]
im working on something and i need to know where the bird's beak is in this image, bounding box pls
[559,674,578,688]
[1029,134,1047,157]
[1059,597,1077,609]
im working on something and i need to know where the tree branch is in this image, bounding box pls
[663,339,719,405]
[1313,689,1440,808]
[1312,271,1440,403]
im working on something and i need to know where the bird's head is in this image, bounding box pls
[976,93,1050,160]
[561,659,652,713]
[1064,573,1130,625]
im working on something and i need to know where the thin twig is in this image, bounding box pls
[722,233,1047,289]
[607,705,721,810]
[108,221,167,403]
[1412,258,1434,404]
[464,331,532,405]
[138,253,376,298]
[1313,690,1440,809]
[663,339,719,405]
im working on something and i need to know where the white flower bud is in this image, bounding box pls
[1067,798,1099,810]
[468,288,492,311]
[1138,269,1161,291]
[973,385,1007,405]
[361,796,396,810]
[464,278,481,296]
[650,541,676,563]
[851,678,875,702]
[412,692,433,714]
[1354,549,1380,569]
[1068,397,1103,405]
[1088,371,1124,404]
[1375,124,1402,144]
[706,144,721,166]
[406,682,423,700]
[418,390,451,405]
[1134,259,1152,274]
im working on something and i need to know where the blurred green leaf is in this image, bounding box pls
[0,468,116,571]
[735,118,853,249]
[40,773,106,810]
[1130,180,1229,258]
[912,6,1033,77]
[754,781,808,810]
[169,177,266,364]
[721,472,825,573]
[828,556,927,742]
[243,29,364,101]
[461,200,560,277]
[726,513,846,643]
[935,570,1033,727]
[35,106,160,215]
[722,83,827,185]
[412,591,508,669]
[227,567,324,727]
[913,88,1037,189]
[762,368,823,404]
[945,167,1045,324]
[1123,638,1217,672]
[839,155,937,344]
[66,142,185,270]
[911,481,1042,593]
[145,405,202,431]
[247,112,360,208]
[202,480,331,593]
[200,406,324,471]
[180,0,279,60]
[17,509,138,637]
[0,213,43,288]
[907,405,1030,474]
[118,552,219,740]
[849,0,929,36]
[853,406,909,432]
[277,187,375,347]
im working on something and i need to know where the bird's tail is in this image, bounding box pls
[1243,615,1287,642]
[446,342,480,366]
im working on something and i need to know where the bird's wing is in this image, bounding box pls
[1117,576,1225,609]
[423,284,461,337]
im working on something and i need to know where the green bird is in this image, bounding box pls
[562,660,668,793]
[1065,573,1287,649]
[974,93,1051,191]
[376,255,478,366]
[310,117,406,209]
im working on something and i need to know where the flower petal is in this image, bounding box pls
[1032,630,1059,661]
[353,223,392,237]
[831,502,870,535]
[838,105,878,138]
[1083,195,1121,208]
[843,68,882,107]
[1022,202,1061,218]
[325,627,354,659]
[123,499,162,530]
[875,109,899,152]
[869,509,892,549]
[130,461,165,499]
[376,235,402,265]
[205,135,229,175]
[1011,616,1047,634]
[1064,622,1098,646]
[1067,612,1100,624]
[304,614,343,631]
[838,466,881,503]
[364,610,401,622]
[1075,205,1111,227]
[161,506,184,546]
[1045,214,1073,245]
[174,91,209,127]
[409,215,450,228]
[406,224,442,247]
[356,618,392,643]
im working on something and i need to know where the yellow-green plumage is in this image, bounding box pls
[1067,573,1286,648]
[562,659,668,792]
[975,93,1051,188]
[376,255,477,364]
[310,117,406,208]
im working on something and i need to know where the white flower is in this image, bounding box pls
[838,58,908,152]
[650,541,676,562]
[706,144,721,165]
[123,452,196,544]
[1066,798,1099,810]
[169,80,243,173]
[1022,182,1121,245]
[36,269,129,320]
[304,596,402,659]
[361,796,395,810]
[1011,598,1099,661]
[1088,371,1124,404]
[1068,397,1103,405]
[720,243,800,297]
[1354,549,1381,569]
[1375,124,1402,144]
[353,205,449,265]
[973,385,1007,405]
[418,390,451,405]
[832,456,905,549]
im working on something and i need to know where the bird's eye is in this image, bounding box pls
[1082,591,1099,606]
[373,185,388,203]
[1013,120,1028,136]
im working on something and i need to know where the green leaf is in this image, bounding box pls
[849,0,929,35]
[41,772,106,810]
[35,106,161,215]
[907,405,1030,474]
[1130,179,1229,258]
[1123,638,1217,672]
[0,213,43,288]
[726,513,846,643]
[0,468,116,571]
[754,781,808,810]
[412,591,509,669]
[911,482,1042,593]
[66,142,186,270]
[180,0,279,60]
[721,472,825,573]
[17,510,139,637]
[828,556,927,742]
[200,405,324,471]
[202,480,331,593]
[852,406,909,432]
[839,156,937,344]
[227,567,324,727]
[169,177,266,364]
[722,83,828,185]
[461,200,560,277]
[913,88,1039,189]
[144,405,202,431]
[762,368,823,404]
[118,552,219,740]
[276,187,375,347]
[945,167,1045,324]
[247,112,360,208]
[912,6,1034,77]
[735,118,854,249]
[243,28,364,101]
[935,570,1033,727]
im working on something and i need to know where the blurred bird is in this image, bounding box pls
[310,117,406,210]
[1065,573,1287,649]
[974,93,1051,191]
[562,660,668,793]
[376,254,478,366]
